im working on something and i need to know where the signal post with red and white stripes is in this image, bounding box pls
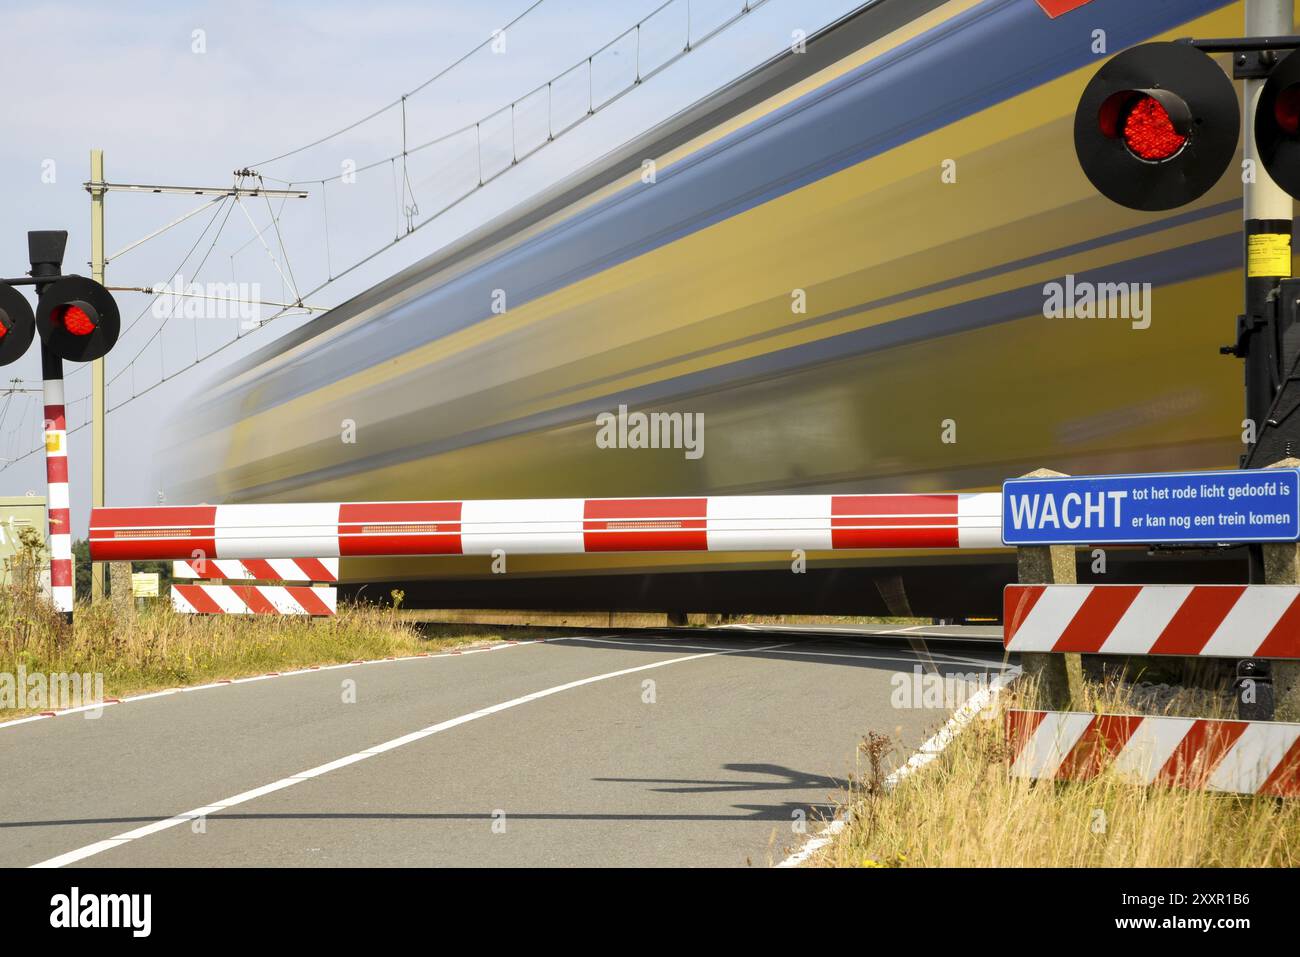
[40,347,72,618]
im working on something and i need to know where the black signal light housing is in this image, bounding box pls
[1075,42,1240,211]
[1256,49,1300,202]
[0,283,36,367]
[34,275,120,363]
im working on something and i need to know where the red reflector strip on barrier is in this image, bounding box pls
[1004,584,1300,658]
[584,498,707,551]
[1006,710,1300,797]
[89,506,218,560]
[338,502,461,555]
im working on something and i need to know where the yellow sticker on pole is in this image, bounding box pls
[1247,233,1292,278]
[44,433,62,454]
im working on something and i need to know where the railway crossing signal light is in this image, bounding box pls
[1256,49,1300,202]
[0,232,121,365]
[34,275,120,363]
[1074,42,1240,211]
[0,284,36,367]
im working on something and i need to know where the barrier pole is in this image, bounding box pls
[1014,469,1082,709]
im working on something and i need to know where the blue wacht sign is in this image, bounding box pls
[1001,469,1300,546]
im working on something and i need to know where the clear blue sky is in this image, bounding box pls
[0,0,862,535]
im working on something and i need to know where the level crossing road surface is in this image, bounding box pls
[0,631,1010,867]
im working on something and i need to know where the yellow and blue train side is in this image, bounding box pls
[170,0,1264,616]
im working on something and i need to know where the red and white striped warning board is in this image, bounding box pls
[1006,709,1300,796]
[1004,584,1300,658]
[171,584,336,617]
[89,493,1003,561]
[172,557,339,583]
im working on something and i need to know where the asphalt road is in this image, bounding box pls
[0,632,1010,867]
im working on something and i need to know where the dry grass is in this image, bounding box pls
[0,581,501,717]
[816,678,1300,868]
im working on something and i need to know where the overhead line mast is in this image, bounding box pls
[82,154,309,600]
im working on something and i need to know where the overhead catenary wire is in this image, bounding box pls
[258,0,771,322]
[0,0,778,475]
[248,0,549,168]
[106,195,238,392]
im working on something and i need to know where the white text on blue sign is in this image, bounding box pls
[1000,470,1300,546]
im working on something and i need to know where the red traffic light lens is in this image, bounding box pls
[1122,96,1187,161]
[1275,84,1300,135]
[54,304,95,336]
[0,320,8,340]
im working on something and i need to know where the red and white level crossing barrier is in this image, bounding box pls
[1006,710,1300,797]
[1004,584,1300,658]
[89,494,1004,561]
[171,584,337,617]
[42,373,72,614]
[172,557,339,583]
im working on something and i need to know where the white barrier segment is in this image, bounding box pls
[171,587,198,614]
[1109,716,1196,785]
[705,495,832,551]
[460,498,585,554]
[1011,711,1092,780]
[957,493,1003,548]
[214,503,341,559]
[1207,721,1300,794]
[1199,587,1291,658]
[268,557,338,581]
[1006,586,1092,651]
[264,587,302,615]
[1096,585,1192,655]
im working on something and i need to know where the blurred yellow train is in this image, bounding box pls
[169,0,1261,616]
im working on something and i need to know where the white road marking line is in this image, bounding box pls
[775,667,1021,868]
[29,641,792,869]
